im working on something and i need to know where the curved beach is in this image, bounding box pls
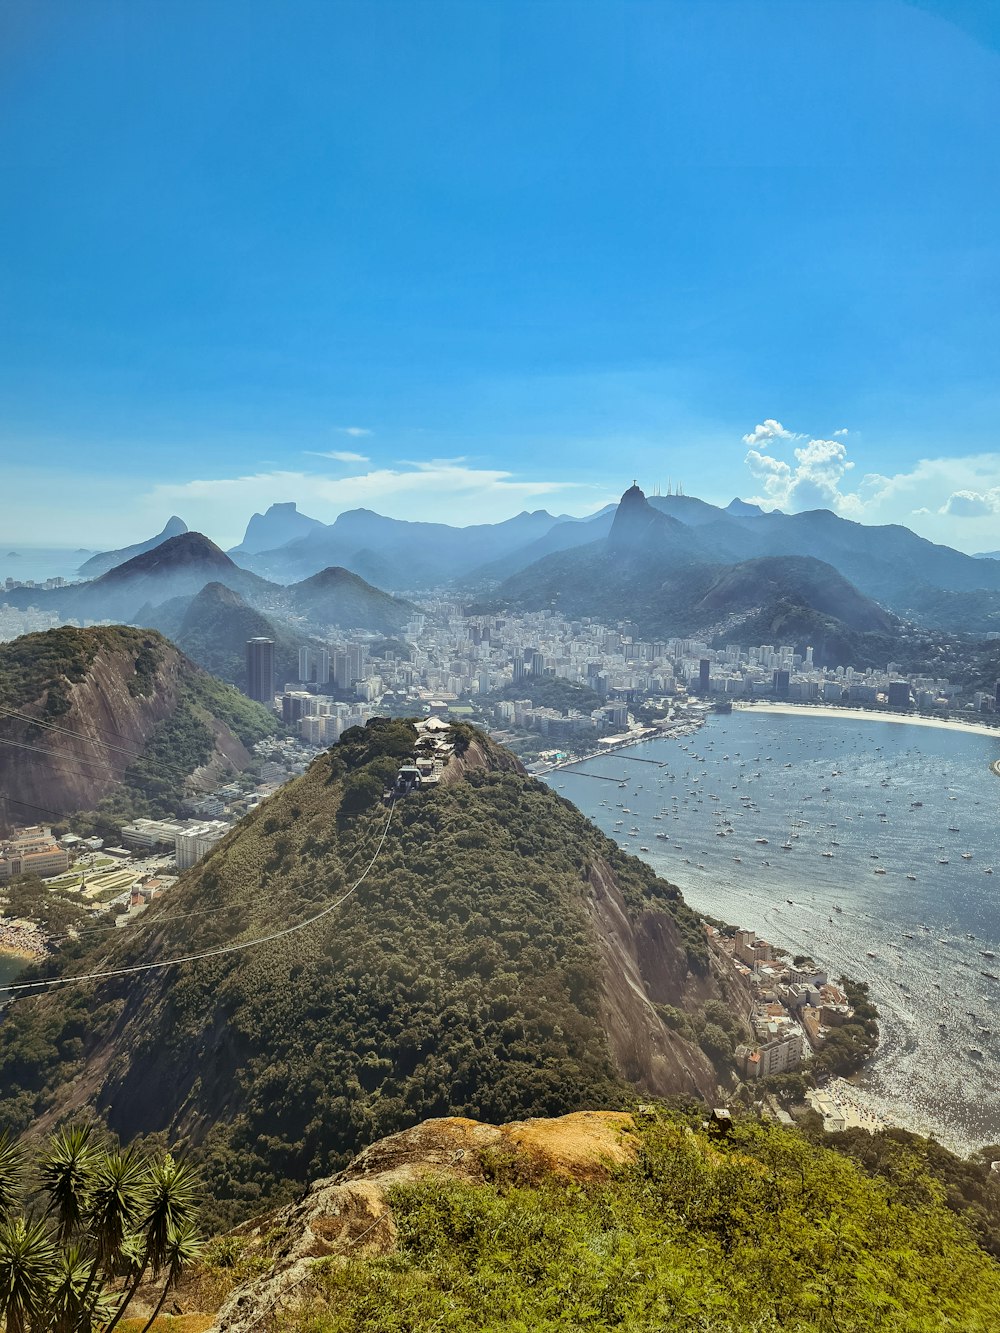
[736,701,1000,742]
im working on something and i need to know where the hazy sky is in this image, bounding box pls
[2,0,1000,551]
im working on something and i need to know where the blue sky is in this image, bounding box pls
[2,0,1000,551]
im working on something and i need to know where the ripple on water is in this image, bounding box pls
[546,710,1000,1153]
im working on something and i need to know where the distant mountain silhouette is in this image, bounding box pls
[76,516,188,578]
[231,507,572,587]
[4,532,415,641]
[283,566,416,634]
[493,486,901,666]
[483,486,1000,628]
[230,502,325,555]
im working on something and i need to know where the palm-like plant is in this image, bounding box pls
[39,1126,96,1244]
[0,1129,26,1221]
[0,1126,204,1333]
[0,1215,57,1333]
[138,1217,203,1333]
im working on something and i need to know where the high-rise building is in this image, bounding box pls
[887,681,911,710]
[298,646,330,686]
[699,658,711,695]
[772,669,790,698]
[246,638,275,704]
[332,644,367,691]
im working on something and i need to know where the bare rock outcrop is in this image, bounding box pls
[208,1111,638,1333]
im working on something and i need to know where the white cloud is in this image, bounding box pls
[308,450,370,463]
[741,426,1000,551]
[833,427,849,437]
[940,488,1000,517]
[744,429,857,513]
[338,426,372,437]
[742,418,796,448]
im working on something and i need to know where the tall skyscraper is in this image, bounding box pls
[246,638,275,704]
[298,646,331,686]
[699,658,711,695]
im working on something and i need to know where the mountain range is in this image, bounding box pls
[4,534,418,687]
[76,493,1000,641]
[476,485,901,666]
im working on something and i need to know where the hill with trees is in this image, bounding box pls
[0,626,276,831]
[0,719,749,1227]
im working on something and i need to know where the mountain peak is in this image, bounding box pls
[725,497,766,517]
[608,483,676,551]
[96,531,234,584]
[76,516,191,578]
[234,501,325,554]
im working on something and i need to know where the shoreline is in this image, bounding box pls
[735,701,1000,741]
[539,713,709,775]
[545,703,987,1150]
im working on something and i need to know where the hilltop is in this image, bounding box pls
[0,625,276,830]
[76,515,189,578]
[144,582,311,691]
[0,719,750,1226]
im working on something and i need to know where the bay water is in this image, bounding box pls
[545,709,1000,1152]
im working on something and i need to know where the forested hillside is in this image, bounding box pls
[0,720,745,1228]
[0,626,276,830]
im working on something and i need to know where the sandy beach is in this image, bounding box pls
[736,702,1000,742]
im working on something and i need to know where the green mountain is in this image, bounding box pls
[0,719,749,1225]
[282,565,417,633]
[491,487,899,668]
[0,625,276,831]
[144,581,309,690]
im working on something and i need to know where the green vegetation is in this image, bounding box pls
[812,1122,1000,1262]
[811,978,880,1079]
[161,582,304,690]
[63,667,276,837]
[0,627,163,714]
[0,1124,202,1332]
[281,1112,1000,1332]
[0,721,718,1231]
[0,875,88,935]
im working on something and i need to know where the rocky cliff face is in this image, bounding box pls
[0,626,253,827]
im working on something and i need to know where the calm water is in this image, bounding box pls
[0,547,93,585]
[545,711,1000,1153]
